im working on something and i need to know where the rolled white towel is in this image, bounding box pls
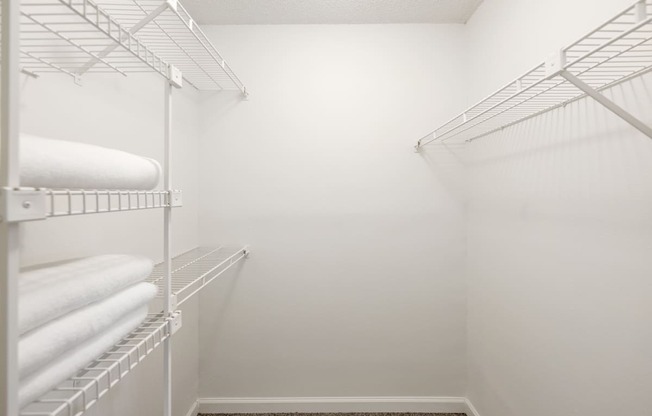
[19,306,149,409]
[19,282,157,379]
[20,255,154,334]
[20,134,161,190]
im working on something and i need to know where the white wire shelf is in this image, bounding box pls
[148,246,249,308]
[20,313,175,416]
[1,188,182,222]
[45,189,182,217]
[417,0,652,147]
[17,0,173,82]
[88,0,247,92]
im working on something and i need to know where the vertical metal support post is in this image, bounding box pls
[1,0,21,413]
[163,79,173,416]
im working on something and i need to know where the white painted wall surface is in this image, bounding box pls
[197,24,469,399]
[14,1,652,413]
[463,1,652,415]
[19,73,201,416]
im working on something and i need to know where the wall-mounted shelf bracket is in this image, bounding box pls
[545,49,652,140]
[560,69,652,139]
[168,65,183,89]
[166,0,178,12]
[168,190,183,207]
[415,133,433,152]
[77,0,172,77]
[637,0,648,21]
[0,188,47,223]
[167,310,183,335]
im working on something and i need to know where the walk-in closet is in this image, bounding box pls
[1,0,651,416]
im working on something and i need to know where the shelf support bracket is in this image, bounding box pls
[636,0,647,22]
[560,70,652,140]
[77,1,170,76]
[168,190,183,207]
[0,188,47,223]
[167,310,183,335]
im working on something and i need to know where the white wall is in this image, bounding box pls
[463,1,652,415]
[197,24,470,400]
[15,1,652,413]
[19,72,201,416]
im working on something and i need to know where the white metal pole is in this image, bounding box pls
[1,0,21,413]
[163,78,173,416]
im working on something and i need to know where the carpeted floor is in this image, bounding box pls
[200,413,467,416]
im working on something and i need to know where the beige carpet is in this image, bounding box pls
[200,413,467,416]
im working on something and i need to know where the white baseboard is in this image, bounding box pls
[184,400,199,416]
[464,398,481,416]
[198,396,467,414]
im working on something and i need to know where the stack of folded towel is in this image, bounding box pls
[18,255,157,408]
[20,134,162,190]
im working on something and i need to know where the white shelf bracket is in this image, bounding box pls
[166,0,178,12]
[168,190,183,207]
[415,130,436,152]
[545,49,567,79]
[0,188,47,223]
[167,310,183,335]
[168,65,183,89]
[78,1,171,75]
[560,70,652,140]
[636,0,647,21]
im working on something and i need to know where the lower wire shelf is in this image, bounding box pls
[148,246,250,309]
[18,246,247,416]
[20,313,175,416]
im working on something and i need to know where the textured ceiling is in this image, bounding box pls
[183,0,484,25]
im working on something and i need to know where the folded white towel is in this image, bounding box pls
[19,306,149,409]
[19,282,156,379]
[20,255,154,334]
[20,134,161,190]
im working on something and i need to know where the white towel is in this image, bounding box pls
[20,134,161,190]
[19,306,149,409]
[20,255,154,334]
[19,282,156,379]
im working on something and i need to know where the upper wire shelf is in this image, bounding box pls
[18,0,172,82]
[417,0,652,147]
[20,313,175,416]
[15,0,246,92]
[147,246,249,309]
[83,0,246,92]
